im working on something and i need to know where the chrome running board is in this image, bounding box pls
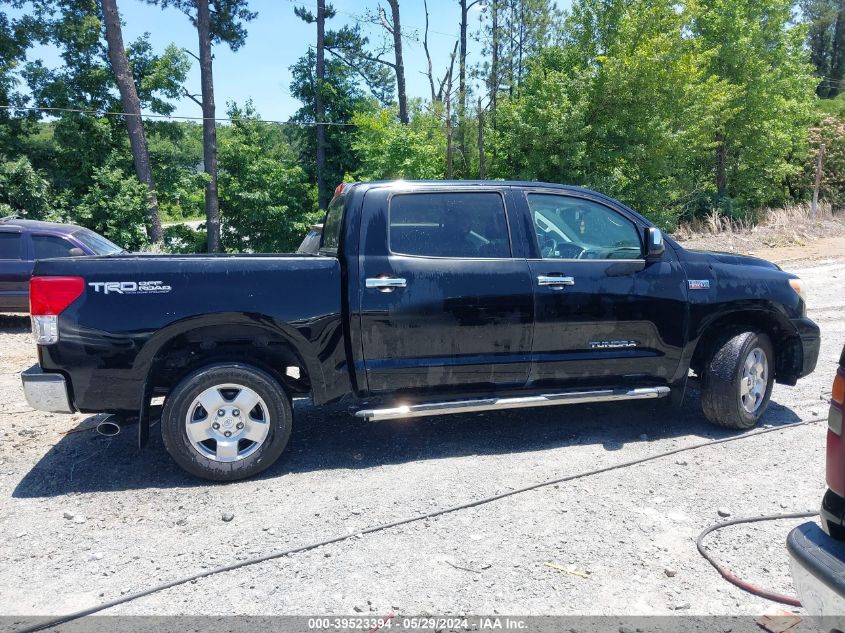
[355,386,670,422]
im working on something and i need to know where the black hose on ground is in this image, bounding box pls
[18,416,824,632]
[697,511,820,607]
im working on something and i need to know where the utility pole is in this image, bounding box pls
[811,143,826,221]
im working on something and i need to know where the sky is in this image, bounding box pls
[12,0,559,122]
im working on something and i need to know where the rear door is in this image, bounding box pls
[0,230,32,311]
[358,186,534,395]
[520,190,687,388]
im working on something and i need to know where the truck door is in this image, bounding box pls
[519,190,687,388]
[358,187,534,395]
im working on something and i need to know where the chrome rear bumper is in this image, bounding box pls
[21,364,74,413]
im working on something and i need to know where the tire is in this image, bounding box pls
[700,331,774,429]
[161,362,292,481]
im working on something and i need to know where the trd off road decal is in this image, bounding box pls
[88,280,172,295]
[688,279,711,290]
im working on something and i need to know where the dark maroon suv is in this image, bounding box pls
[0,217,124,313]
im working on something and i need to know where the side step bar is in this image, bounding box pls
[355,386,670,422]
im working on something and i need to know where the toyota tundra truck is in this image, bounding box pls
[20,181,820,481]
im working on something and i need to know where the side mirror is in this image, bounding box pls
[644,227,664,261]
[68,247,85,257]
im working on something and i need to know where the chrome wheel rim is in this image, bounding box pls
[740,347,768,414]
[185,383,270,462]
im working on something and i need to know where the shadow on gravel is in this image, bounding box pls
[13,385,804,498]
[0,313,30,332]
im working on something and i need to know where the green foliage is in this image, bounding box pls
[0,155,56,220]
[490,0,818,227]
[352,102,447,180]
[690,0,817,211]
[219,102,319,253]
[164,223,207,253]
[73,162,151,250]
[802,0,845,98]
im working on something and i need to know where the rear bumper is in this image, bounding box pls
[21,364,75,413]
[787,521,845,617]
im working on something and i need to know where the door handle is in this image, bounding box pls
[366,277,407,291]
[537,275,575,287]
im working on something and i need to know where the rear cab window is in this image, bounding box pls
[389,192,511,259]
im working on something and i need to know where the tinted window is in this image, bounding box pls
[528,194,642,260]
[0,232,22,259]
[320,195,345,254]
[390,192,511,258]
[33,235,76,259]
[73,228,123,255]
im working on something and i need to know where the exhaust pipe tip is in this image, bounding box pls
[96,420,121,437]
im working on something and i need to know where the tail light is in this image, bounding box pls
[826,367,845,496]
[29,276,84,344]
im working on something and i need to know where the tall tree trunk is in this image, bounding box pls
[715,131,728,198]
[387,0,408,124]
[423,0,437,103]
[446,71,454,179]
[489,0,499,166]
[100,0,163,245]
[477,96,486,179]
[197,0,221,253]
[458,0,469,173]
[315,0,329,209]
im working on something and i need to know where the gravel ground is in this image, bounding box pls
[1,253,843,621]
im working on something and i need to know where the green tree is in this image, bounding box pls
[690,0,817,210]
[0,5,38,155]
[352,101,446,180]
[219,102,318,253]
[491,0,707,227]
[802,0,845,97]
[0,155,56,219]
[73,160,151,249]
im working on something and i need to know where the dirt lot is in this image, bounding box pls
[1,245,843,622]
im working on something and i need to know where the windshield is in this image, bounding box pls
[72,228,125,255]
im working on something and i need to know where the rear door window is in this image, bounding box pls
[32,235,77,259]
[389,192,511,258]
[0,232,22,259]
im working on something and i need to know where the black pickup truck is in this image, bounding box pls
[21,181,820,480]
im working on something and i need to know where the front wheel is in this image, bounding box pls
[161,363,292,481]
[701,331,774,429]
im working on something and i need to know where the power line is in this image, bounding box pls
[0,104,361,126]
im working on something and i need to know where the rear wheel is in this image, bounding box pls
[161,363,292,481]
[701,331,774,429]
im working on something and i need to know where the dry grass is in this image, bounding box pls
[673,202,845,251]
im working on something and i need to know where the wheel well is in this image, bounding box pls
[148,324,312,398]
[690,311,802,384]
